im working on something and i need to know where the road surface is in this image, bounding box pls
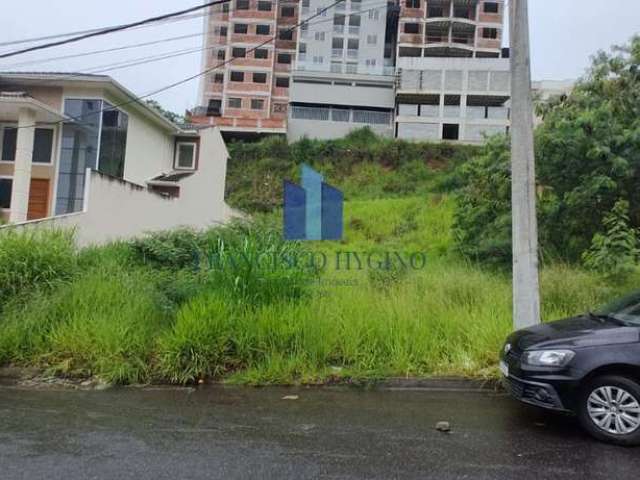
[1,385,639,479]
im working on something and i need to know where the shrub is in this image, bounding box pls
[0,229,77,306]
[156,294,235,384]
[582,200,640,277]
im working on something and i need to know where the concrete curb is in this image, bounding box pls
[0,367,504,393]
[377,377,502,392]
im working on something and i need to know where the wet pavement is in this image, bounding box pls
[0,385,639,479]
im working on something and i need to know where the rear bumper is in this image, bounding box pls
[502,374,572,413]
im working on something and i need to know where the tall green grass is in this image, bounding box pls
[0,194,636,385]
[0,229,76,306]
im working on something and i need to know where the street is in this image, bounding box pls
[0,385,638,479]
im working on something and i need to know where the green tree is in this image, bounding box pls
[145,99,185,125]
[454,35,640,265]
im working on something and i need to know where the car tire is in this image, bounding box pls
[577,375,640,446]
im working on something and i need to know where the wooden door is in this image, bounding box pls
[27,179,50,220]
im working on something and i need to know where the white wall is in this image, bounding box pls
[122,111,175,185]
[3,128,236,246]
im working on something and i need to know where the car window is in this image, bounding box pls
[596,290,640,324]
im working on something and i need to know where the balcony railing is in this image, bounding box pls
[426,35,447,44]
[346,49,358,59]
[353,109,392,125]
[451,35,474,45]
[291,105,392,126]
[333,24,345,34]
[348,25,360,35]
[332,48,343,58]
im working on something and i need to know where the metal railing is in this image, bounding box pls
[291,106,392,126]
[346,49,358,59]
[348,26,360,35]
[332,48,343,58]
[291,105,330,121]
[352,109,392,125]
[333,24,345,34]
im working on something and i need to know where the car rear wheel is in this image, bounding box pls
[578,375,640,446]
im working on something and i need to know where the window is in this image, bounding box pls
[0,178,11,209]
[251,99,264,110]
[33,129,53,164]
[175,142,196,170]
[1,127,17,161]
[404,23,420,34]
[347,38,359,50]
[484,2,499,13]
[299,43,307,53]
[236,0,249,9]
[216,49,225,60]
[207,99,222,116]
[277,53,292,64]
[442,123,460,140]
[273,103,287,114]
[213,73,224,83]
[348,14,361,26]
[254,48,268,59]
[232,47,246,58]
[253,72,267,83]
[314,31,325,41]
[1,127,53,164]
[234,23,248,34]
[215,26,227,36]
[366,34,377,45]
[313,56,324,64]
[257,1,272,11]
[406,0,420,8]
[483,28,498,39]
[281,6,295,17]
[256,24,270,35]
[56,99,101,214]
[332,37,343,49]
[98,103,128,178]
[275,77,289,88]
[368,9,379,20]
[222,3,230,13]
[279,29,293,40]
[365,59,376,67]
[230,71,245,82]
[228,97,242,108]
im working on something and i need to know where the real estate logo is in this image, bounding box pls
[283,164,343,241]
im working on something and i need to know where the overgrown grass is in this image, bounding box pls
[0,131,636,385]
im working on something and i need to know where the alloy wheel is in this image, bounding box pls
[587,386,640,435]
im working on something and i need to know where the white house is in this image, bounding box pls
[0,72,234,245]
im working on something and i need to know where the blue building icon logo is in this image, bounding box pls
[283,164,343,240]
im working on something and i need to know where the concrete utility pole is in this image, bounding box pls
[509,0,540,329]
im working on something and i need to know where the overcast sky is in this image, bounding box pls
[0,1,638,113]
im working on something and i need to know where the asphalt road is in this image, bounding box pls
[1,385,639,479]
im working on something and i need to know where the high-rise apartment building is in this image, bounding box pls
[193,0,510,144]
[194,0,301,135]
[287,0,398,140]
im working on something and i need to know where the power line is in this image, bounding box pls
[0,11,212,48]
[8,0,348,130]
[5,0,388,77]
[0,0,231,60]
[2,33,205,69]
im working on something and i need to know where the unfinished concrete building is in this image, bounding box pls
[397,0,505,59]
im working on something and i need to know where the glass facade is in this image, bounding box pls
[55,99,129,215]
[98,102,128,178]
